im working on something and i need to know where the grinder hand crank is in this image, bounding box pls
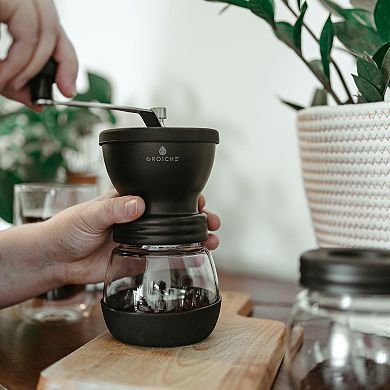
[29,59,167,127]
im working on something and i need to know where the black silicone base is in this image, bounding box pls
[101,297,221,347]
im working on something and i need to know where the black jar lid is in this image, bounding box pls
[99,127,219,145]
[300,248,390,295]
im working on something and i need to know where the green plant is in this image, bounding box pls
[207,0,390,107]
[0,72,116,223]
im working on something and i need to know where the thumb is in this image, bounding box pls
[80,195,145,232]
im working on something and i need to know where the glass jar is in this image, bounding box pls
[14,183,99,325]
[287,248,390,390]
[102,242,221,347]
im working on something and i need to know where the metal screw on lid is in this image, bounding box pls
[151,107,167,122]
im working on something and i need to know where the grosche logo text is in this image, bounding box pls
[146,146,180,163]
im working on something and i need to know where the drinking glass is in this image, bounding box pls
[14,183,98,325]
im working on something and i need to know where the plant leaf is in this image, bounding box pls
[334,20,384,55]
[274,21,295,50]
[350,0,375,12]
[76,73,113,104]
[318,0,345,16]
[279,98,305,110]
[293,2,308,52]
[356,57,386,93]
[374,0,390,42]
[357,94,367,103]
[334,45,362,58]
[347,9,374,28]
[249,0,274,26]
[363,51,377,64]
[320,15,334,82]
[353,74,384,102]
[311,88,328,106]
[309,59,328,84]
[381,45,390,86]
[297,0,301,10]
[373,42,390,68]
[320,0,374,27]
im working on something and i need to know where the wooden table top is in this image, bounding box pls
[0,272,300,390]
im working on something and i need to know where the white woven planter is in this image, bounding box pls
[297,102,390,248]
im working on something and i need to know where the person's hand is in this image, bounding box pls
[0,0,78,107]
[198,194,220,250]
[43,191,220,286]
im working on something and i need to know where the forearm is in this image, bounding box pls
[0,222,61,308]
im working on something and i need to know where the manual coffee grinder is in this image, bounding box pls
[31,61,221,347]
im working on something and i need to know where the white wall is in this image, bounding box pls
[55,0,355,280]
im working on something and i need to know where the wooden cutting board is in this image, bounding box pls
[37,291,287,390]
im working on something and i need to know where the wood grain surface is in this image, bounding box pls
[38,291,287,390]
[0,273,301,389]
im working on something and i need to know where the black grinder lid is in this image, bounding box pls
[99,127,219,144]
[300,248,390,295]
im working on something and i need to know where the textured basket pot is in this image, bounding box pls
[297,102,390,248]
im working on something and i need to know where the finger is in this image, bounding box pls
[203,209,221,231]
[203,234,219,251]
[0,0,39,90]
[11,0,60,90]
[198,194,206,211]
[1,86,43,111]
[53,27,78,98]
[79,195,145,232]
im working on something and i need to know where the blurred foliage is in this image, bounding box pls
[207,0,390,108]
[0,72,116,223]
